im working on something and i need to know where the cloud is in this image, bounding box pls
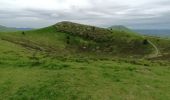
[0,0,170,29]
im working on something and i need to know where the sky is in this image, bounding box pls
[0,0,170,29]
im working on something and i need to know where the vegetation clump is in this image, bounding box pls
[143,39,149,45]
[22,31,25,35]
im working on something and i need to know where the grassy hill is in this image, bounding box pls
[0,21,170,99]
[0,21,155,58]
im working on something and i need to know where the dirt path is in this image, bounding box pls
[148,40,160,58]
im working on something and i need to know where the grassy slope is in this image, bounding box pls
[0,22,170,99]
[146,36,170,54]
[0,40,170,99]
[146,36,170,60]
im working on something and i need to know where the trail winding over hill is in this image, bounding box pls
[148,40,160,58]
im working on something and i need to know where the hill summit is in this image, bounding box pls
[54,21,154,57]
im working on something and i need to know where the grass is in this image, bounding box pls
[146,36,170,54]
[0,21,170,99]
[0,39,169,99]
[0,58,170,100]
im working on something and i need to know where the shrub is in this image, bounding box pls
[66,36,70,44]
[22,31,25,35]
[143,39,149,45]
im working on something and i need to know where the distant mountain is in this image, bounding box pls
[16,28,33,31]
[108,25,139,36]
[109,25,132,32]
[109,26,170,38]
[0,25,18,32]
[134,29,170,37]
[0,25,33,32]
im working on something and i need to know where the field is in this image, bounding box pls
[0,21,170,100]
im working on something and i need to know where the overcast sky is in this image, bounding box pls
[0,0,170,29]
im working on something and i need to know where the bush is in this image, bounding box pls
[66,36,70,44]
[22,31,25,35]
[143,39,149,45]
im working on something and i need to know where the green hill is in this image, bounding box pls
[0,21,170,99]
[0,25,18,32]
[0,21,155,58]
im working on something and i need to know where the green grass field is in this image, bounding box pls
[0,21,170,100]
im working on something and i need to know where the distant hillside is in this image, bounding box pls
[0,25,18,32]
[16,28,33,31]
[109,25,132,31]
[0,25,33,32]
[134,29,170,37]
